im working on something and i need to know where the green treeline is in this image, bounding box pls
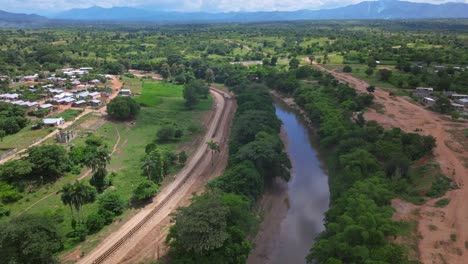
[165,83,291,263]
[266,67,444,263]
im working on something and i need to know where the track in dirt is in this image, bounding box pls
[76,87,233,264]
[309,59,468,264]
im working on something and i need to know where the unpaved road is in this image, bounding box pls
[75,87,234,264]
[310,60,468,264]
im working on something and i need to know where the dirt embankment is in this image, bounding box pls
[310,61,468,264]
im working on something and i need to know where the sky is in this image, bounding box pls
[2,0,467,14]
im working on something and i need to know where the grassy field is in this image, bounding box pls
[0,79,214,253]
[122,76,144,94]
[51,109,83,121]
[0,126,51,155]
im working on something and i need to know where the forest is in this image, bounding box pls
[0,19,466,263]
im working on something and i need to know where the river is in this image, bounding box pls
[248,99,330,264]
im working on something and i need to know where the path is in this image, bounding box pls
[309,59,468,264]
[75,87,234,264]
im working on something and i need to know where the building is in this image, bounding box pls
[451,94,468,100]
[43,117,64,126]
[23,74,38,82]
[455,98,468,107]
[119,89,132,96]
[39,103,53,110]
[56,97,76,105]
[0,93,20,100]
[423,97,436,106]
[89,99,102,106]
[451,103,464,111]
[413,87,433,98]
[73,100,87,107]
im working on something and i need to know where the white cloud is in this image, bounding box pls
[2,0,467,14]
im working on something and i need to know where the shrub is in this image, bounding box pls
[434,198,451,208]
[132,180,159,203]
[107,96,140,121]
[86,212,105,234]
[98,191,125,217]
[343,65,352,73]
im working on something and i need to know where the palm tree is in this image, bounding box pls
[206,140,220,167]
[141,148,166,183]
[85,147,111,191]
[61,181,96,223]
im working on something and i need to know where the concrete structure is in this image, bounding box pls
[119,89,132,96]
[413,87,433,98]
[43,117,64,126]
[56,130,78,143]
[455,98,468,107]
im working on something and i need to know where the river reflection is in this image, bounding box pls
[272,100,330,264]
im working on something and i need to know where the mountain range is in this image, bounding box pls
[52,0,468,21]
[1,0,468,26]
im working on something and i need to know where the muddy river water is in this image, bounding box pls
[249,100,330,264]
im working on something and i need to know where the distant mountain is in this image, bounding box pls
[53,0,468,22]
[0,10,48,27]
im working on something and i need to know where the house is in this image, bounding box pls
[423,97,436,106]
[39,103,53,110]
[23,74,38,82]
[413,87,433,98]
[89,79,101,85]
[43,117,64,126]
[89,99,102,106]
[119,89,132,96]
[455,98,468,108]
[450,94,468,100]
[57,97,76,105]
[0,93,20,100]
[451,103,464,111]
[49,88,64,94]
[79,67,93,71]
[73,100,87,107]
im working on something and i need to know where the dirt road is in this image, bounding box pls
[76,87,235,264]
[310,60,468,264]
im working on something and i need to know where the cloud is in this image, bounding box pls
[2,0,467,14]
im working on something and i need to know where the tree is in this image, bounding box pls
[365,68,374,77]
[132,179,159,203]
[183,83,199,109]
[0,215,63,264]
[107,96,140,121]
[366,86,376,93]
[61,181,96,223]
[451,110,460,120]
[178,151,188,164]
[0,159,33,184]
[157,126,176,142]
[433,96,453,114]
[183,79,209,110]
[308,56,314,65]
[289,57,300,69]
[207,140,220,167]
[84,147,111,192]
[97,190,125,222]
[166,192,229,253]
[27,145,69,180]
[205,68,215,84]
[0,130,5,142]
[378,69,392,82]
[160,62,171,80]
[141,147,166,183]
[343,65,352,73]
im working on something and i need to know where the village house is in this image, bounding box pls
[73,100,87,107]
[119,89,132,96]
[455,98,468,108]
[450,94,468,100]
[413,87,433,98]
[23,74,38,82]
[56,97,76,105]
[43,117,64,127]
[0,93,20,100]
[39,103,53,110]
[423,97,436,106]
[89,99,102,106]
[451,103,464,111]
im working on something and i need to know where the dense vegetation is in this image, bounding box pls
[166,82,290,263]
[266,66,448,263]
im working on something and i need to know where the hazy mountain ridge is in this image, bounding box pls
[0,10,48,27]
[2,0,468,26]
[53,1,468,21]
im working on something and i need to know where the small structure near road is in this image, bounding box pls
[423,97,436,106]
[43,117,65,127]
[119,89,132,96]
[56,130,78,143]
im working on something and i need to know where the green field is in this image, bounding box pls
[51,109,83,121]
[0,127,51,155]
